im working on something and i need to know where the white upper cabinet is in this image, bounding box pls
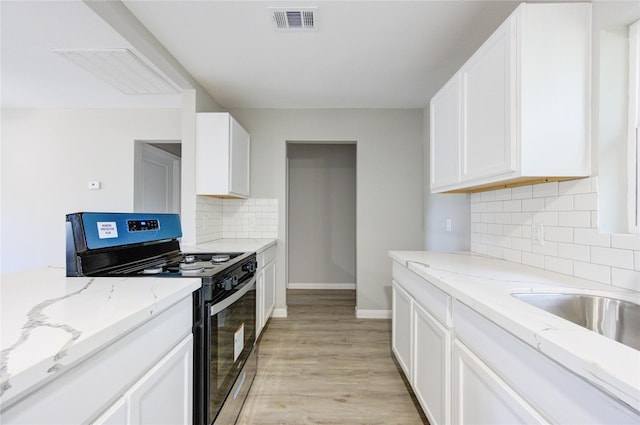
[430,3,591,193]
[196,112,250,198]
[430,75,461,190]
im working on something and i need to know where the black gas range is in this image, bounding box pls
[65,212,258,425]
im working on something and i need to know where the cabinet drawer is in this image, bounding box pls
[392,261,451,327]
[453,300,639,424]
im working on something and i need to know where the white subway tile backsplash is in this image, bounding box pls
[512,185,533,199]
[503,224,522,237]
[573,193,597,211]
[522,198,545,212]
[481,191,495,202]
[471,202,488,213]
[611,267,640,292]
[573,261,610,285]
[532,181,558,198]
[487,245,502,258]
[481,212,495,224]
[511,237,532,252]
[545,195,574,211]
[557,242,590,262]
[196,198,278,242]
[469,177,637,292]
[558,211,591,228]
[574,228,610,247]
[503,200,522,212]
[503,248,522,263]
[487,223,503,235]
[532,241,558,257]
[559,178,593,195]
[495,236,511,249]
[494,188,512,201]
[512,212,533,225]
[611,234,640,251]
[532,211,558,226]
[522,252,545,268]
[487,201,504,212]
[544,227,573,243]
[590,246,635,270]
[545,256,573,275]
[495,213,512,224]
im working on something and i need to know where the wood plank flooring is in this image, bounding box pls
[237,290,429,425]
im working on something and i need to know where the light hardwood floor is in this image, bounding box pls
[237,289,429,425]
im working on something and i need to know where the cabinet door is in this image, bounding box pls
[128,334,193,425]
[229,117,250,197]
[430,74,461,190]
[263,260,276,325]
[452,340,547,425]
[256,270,265,336]
[391,281,412,377]
[413,301,451,425]
[92,397,128,425]
[461,16,517,182]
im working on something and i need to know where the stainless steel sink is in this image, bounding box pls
[512,293,640,351]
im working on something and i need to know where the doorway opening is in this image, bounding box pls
[286,142,357,296]
[134,141,181,214]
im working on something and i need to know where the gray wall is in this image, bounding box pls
[287,143,356,285]
[230,108,424,314]
[422,108,471,251]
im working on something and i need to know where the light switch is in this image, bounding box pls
[88,181,101,190]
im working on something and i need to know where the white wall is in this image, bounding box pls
[229,109,424,314]
[1,108,181,273]
[288,143,356,286]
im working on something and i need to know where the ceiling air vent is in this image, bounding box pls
[270,7,317,31]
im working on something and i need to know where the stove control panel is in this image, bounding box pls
[128,219,160,232]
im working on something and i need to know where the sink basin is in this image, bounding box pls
[512,293,640,351]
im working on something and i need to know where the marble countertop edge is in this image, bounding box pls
[0,272,201,409]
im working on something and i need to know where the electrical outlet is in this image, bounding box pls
[532,222,544,245]
[88,181,101,190]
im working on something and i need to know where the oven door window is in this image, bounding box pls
[209,280,256,422]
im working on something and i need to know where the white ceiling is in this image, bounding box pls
[2,0,640,110]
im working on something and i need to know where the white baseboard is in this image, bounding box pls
[287,282,356,290]
[272,307,288,318]
[355,307,392,319]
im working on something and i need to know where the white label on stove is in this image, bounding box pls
[97,222,118,239]
[234,323,245,362]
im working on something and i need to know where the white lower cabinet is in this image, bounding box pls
[94,397,127,425]
[391,261,640,425]
[392,265,451,425]
[94,334,192,425]
[256,244,277,338]
[391,280,412,377]
[412,301,450,425]
[452,340,546,425]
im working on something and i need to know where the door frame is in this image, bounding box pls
[133,140,181,213]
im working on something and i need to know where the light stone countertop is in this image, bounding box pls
[389,251,640,412]
[181,238,277,254]
[0,266,201,409]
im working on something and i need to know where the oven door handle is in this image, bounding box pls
[210,276,256,316]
